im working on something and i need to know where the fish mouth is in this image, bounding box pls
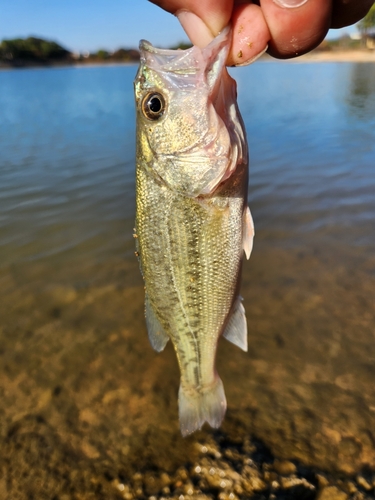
[137,26,232,89]
[139,25,231,60]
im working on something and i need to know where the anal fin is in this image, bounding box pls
[145,295,169,352]
[222,296,248,352]
[243,206,254,260]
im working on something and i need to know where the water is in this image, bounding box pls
[1,62,375,494]
[0,65,136,277]
[1,63,374,275]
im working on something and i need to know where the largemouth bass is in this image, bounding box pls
[134,26,254,436]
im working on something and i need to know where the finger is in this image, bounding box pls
[331,0,374,29]
[259,0,332,58]
[149,0,234,47]
[150,0,270,64]
[228,3,270,66]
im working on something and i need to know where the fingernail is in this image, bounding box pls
[273,0,308,8]
[177,10,215,48]
[235,45,268,67]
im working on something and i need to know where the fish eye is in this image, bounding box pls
[141,92,166,121]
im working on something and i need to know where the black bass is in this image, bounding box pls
[134,26,254,436]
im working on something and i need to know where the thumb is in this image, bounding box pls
[175,0,233,47]
[177,11,217,47]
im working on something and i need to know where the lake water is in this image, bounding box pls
[1,62,375,496]
[1,63,374,278]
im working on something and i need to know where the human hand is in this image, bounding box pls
[150,0,374,65]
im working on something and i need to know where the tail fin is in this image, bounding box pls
[178,377,227,437]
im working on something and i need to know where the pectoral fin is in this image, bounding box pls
[243,206,254,260]
[222,296,248,352]
[145,295,169,352]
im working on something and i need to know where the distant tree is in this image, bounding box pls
[125,49,140,61]
[96,49,109,60]
[0,36,70,63]
[111,48,129,61]
[169,42,192,50]
[0,39,20,60]
[357,4,375,37]
[0,36,141,66]
[111,48,140,62]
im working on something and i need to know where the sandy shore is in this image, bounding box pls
[1,50,374,72]
[265,49,375,63]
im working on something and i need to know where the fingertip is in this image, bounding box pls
[261,0,331,58]
[177,10,215,48]
[227,4,270,66]
[177,0,233,47]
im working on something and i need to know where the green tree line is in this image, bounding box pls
[357,4,375,37]
[0,36,140,66]
[0,37,70,62]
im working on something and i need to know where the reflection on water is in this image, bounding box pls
[0,66,136,274]
[1,63,374,275]
[347,63,375,118]
[0,62,375,495]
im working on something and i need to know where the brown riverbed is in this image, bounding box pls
[1,231,375,499]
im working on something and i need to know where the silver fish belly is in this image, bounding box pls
[134,26,254,436]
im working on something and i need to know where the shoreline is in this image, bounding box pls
[0,60,138,71]
[263,49,375,63]
[1,50,374,71]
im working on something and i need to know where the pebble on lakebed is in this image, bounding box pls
[108,434,374,500]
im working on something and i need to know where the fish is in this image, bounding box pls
[133,26,254,436]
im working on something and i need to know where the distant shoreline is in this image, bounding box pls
[262,49,375,63]
[1,50,374,71]
[0,61,137,71]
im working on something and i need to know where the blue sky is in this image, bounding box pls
[1,0,358,53]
